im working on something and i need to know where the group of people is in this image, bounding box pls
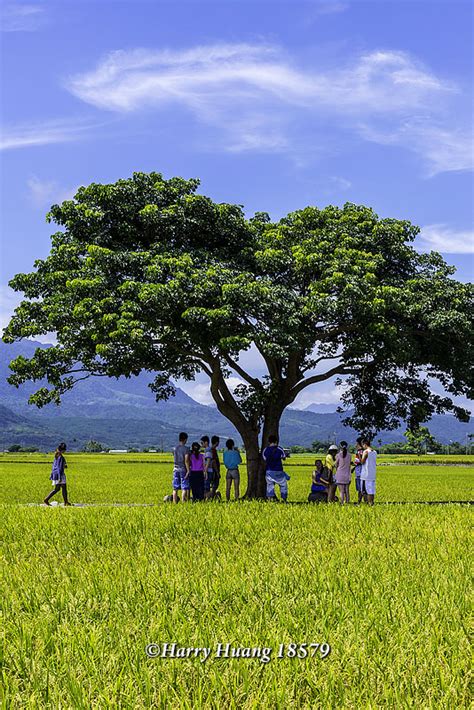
[42,434,377,506]
[308,437,377,505]
[171,433,242,502]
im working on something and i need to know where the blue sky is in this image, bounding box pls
[1,0,473,406]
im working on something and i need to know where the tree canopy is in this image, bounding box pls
[4,172,473,496]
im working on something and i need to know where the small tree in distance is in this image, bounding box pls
[3,173,473,497]
[82,440,106,453]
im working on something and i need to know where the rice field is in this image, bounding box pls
[1,454,472,708]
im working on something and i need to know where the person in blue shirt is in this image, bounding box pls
[262,434,290,502]
[223,438,242,501]
[44,442,72,506]
[308,459,330,502]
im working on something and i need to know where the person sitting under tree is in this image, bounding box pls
[308,459,330,502]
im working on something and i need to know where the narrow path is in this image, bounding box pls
[14,500,474,507]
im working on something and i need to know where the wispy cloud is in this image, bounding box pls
[0,285,22,333]
[0,118,99,151]
[305,0,350,19]
[66,43,470,174]
[418,224,474,254]
[27,176,78,207]
[1,3,46,32]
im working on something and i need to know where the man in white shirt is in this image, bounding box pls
[360,438,377,505]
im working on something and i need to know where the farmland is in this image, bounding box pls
[1,454,472,708]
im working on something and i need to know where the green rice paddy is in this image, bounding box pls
[1,454,472,708]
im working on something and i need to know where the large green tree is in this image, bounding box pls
[4,172,473,496]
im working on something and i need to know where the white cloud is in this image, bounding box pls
[1,3,46,32]
[27,176,78,207]
[0,285,57,343]
[293,385,343,410]
[360,120,473,176]
[418,224,474,254]
[177,375,245,406]
[310,1,350,16]
[66,43,469,173]
[0,118,98,151]
[328,176,352,190]
[0,285,21,333]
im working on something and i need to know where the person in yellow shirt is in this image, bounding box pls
[325,444,338,502]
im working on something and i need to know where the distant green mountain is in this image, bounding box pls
[0,404,59,450]
[1,340,472,451]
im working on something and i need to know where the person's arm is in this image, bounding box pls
[312,469,317,484]
[361,450,369,464]
[237,452,242,465]
[203,456,208,480]
[184,452,190,477]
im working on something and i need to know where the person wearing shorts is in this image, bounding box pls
[172,432,190,503]
[263,435,289,502]
[360,439,377,505]
[223,438,242,501]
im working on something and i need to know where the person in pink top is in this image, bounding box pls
[335,440,352,504]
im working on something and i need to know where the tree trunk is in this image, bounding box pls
[242,429,266,499]
[242,408,284,499]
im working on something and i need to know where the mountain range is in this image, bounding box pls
[0,340,472,451]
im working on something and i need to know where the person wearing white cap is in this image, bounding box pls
[325,444,338,502]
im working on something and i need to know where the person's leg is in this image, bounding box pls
[328,483,336,502]
[182,488,189,502]
[172,469,180,503]
[365,480,375,505]
[61,484,72,505]
[337,484,344,503]
[362,481,369,503]
[266,475,277,500]
[234,475,240,500]
[345,483,350,504]
[44,484,61,504]
[226,476,232,502]
[196,473,205,501]
[279,479,288,502]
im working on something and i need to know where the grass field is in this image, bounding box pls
[1,454,472,707]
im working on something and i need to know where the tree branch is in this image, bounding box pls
[222,354,263,389]
[288,364,362,400]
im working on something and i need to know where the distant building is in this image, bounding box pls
[108,449,128,454]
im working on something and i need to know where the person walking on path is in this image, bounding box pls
[172,432,191,503]
[325,444,338,502]
[189,442,208,501]
[223,439,242,501]
[44,442,72,506]
[360,439,377,505]
[263,435,290,502]
[335,441,352,504]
